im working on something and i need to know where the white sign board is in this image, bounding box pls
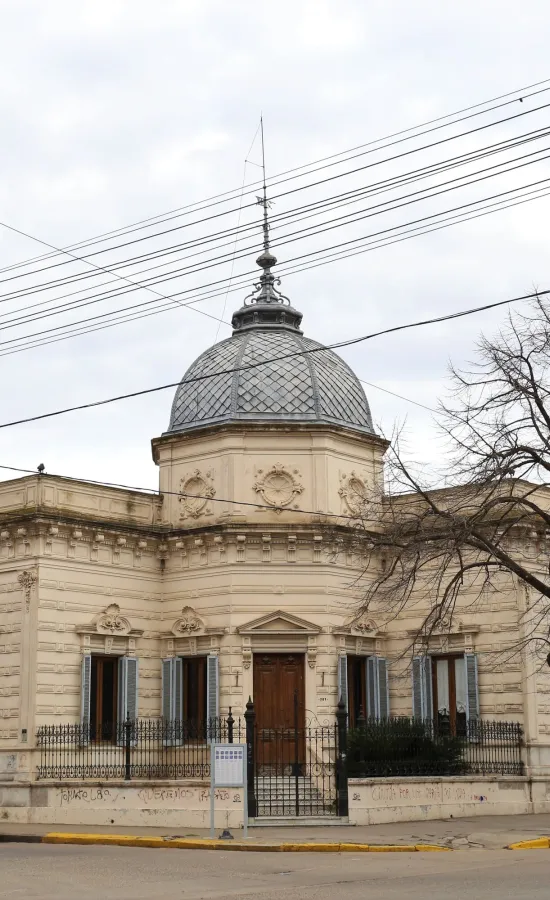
[212,743,246,787]
[210,743,247,838]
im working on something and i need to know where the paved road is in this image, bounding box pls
[1,844,550,899]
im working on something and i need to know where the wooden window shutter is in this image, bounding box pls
[206,654,219,742]
[337,654,348,711]
[465,653,480,721]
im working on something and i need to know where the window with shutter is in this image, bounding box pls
[430,653,478,734]
[337,654,348,711]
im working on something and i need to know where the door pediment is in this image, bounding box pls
[237,609,321,635]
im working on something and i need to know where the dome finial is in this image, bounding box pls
[248,117,287,305]
[231,119,302,333]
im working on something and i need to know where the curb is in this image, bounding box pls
[8,833,451,853]
[508,838,550,850]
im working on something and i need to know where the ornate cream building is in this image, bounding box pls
[1,240,550,826]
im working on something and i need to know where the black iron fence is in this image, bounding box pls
[36,711,524,787]
[346,717,524,777]
[36,714,245,781]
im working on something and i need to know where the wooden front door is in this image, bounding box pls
[253,654,305,768]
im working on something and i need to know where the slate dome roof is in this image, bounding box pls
[166,246,374,436]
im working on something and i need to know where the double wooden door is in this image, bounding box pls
[253,653,305,767]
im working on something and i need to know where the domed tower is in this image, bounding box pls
[151,192,388,743]
[152,245,385,526]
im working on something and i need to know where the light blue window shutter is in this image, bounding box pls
[206,655,219,742]
[412,655,432,720]
[337,654,348,711]
[377,657,390,720]
[366,657,390,720]
[366,656,377,718]
[162,658,183,746]
[162,659,173,720]
[117,657,139,746]
[465,653,480,721]
[174,657,183,720]
[80,654,92,744]
[125,657,139,721]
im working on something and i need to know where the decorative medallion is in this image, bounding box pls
[179,469,215,519]
[171,605,204,636]
[96,603,132,635]
[254,464,304,513]
[339,471,368,515]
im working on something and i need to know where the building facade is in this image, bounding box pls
[1,243,550,825]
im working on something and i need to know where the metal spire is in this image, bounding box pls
[258,116,271,253]
[231,117,301,333]
[249,116,289,306]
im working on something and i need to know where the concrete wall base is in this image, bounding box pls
[2,776,550,828]
[0,781,245,829]
[348,776,536,825]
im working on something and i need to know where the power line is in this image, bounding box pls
[2,165,549,352]
[2,179,549,358]
[2,136,550,350]
[3,76,550,277]
[3,98,550,293]
[0,287,546,429]
[3,120,548,310]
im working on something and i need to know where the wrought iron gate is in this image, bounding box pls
[245,696,348,818]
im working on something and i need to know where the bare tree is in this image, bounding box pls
[353,294,550,658]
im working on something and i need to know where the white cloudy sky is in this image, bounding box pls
[0,0,549,491]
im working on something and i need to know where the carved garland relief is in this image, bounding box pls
[254,464,304,513]
[18,569,37,613]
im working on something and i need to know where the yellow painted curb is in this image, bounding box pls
[41,833,452,853]
[508,838,550,850]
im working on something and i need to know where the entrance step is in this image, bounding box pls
[249,816,350,827]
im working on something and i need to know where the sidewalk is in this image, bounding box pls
[2,814,550,849]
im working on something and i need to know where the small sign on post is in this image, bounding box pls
[210,743,247,839]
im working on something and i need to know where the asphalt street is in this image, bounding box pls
[1,843,550,899]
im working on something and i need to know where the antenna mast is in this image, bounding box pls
[258,116,271,252]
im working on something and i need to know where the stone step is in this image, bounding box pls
[249,816,350,826]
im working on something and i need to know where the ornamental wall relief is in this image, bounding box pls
[95,603,132,635]
[18,569,37,613]
[171,605,204,636]
[253,464,304,513]
[338,470,368,516]
[179,469,215,520]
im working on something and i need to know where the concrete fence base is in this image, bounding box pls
[1,776,550,828]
